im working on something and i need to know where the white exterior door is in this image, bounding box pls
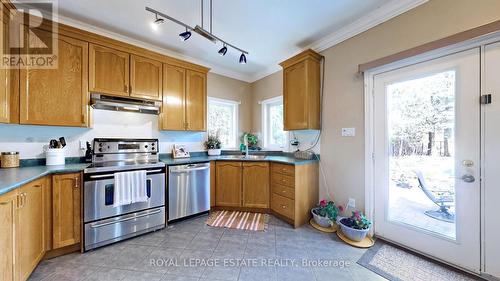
[483,41,500,278]
[372,48,481,272]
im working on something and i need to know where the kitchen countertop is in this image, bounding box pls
[0,155,318,196]
[0,163,90,196]
[160,155,318,165]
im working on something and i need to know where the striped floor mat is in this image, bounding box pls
[206,210,268,231]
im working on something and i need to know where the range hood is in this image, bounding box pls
[90,93,161,115]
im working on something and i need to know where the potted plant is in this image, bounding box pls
[311,199,340,227]
[205,134,222,156]
[240,132,260,150]
[338,211,372,242]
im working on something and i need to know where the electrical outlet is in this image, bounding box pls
[347,198,356,209]
[79,140,86,150]
[342,128,356,137]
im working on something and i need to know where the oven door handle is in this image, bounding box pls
[170,166,209,173]
[88,169,163,179]
[89,209,162,228]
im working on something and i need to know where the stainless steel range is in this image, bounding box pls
[83,138,166,251]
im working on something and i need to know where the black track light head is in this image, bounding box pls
[218,45,228,56]
[239,53,247,64]
[179,29,192,41]
[154,14,164,24]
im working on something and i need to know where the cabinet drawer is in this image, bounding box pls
[272,173,295,188]
[272,163,295,176]
[271,193,294,220]
[272,184,295,200]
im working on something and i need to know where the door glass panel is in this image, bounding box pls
[387,70,456,240]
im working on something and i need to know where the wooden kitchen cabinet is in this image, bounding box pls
[0,9,19,124]
[215,161,242,207]
[89,43,130,97]
[52,173,81,249]
[270,162,319,228]
[160,65,207,131]
[242,162,270,208]
[161,64,186,130]
[210,161,216,207]
[130,54,162,101]
[20,30,89,127]
[17,177,46,281]
[280,49,322,130]
[0,190,18,281]
[185,70,207,131]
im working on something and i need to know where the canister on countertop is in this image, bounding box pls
[1,152,20,168]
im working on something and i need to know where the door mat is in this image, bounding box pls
[357,241,478,281]
[207,210,268,231]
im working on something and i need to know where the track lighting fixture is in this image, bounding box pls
[179,28,192,41]
[218,44,227,56]
[239,53,247,64]
[154,14,164,24]
[146,1,249,64]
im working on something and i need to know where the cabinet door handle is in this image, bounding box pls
[281,205,287,209]
[74,177,79,188]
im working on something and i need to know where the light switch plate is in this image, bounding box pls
[79,140,86,150]
[342,128,355,137]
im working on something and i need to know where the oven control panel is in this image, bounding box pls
[93,138,158,154]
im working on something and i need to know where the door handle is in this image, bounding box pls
[89,209,161,228]
[461,174,475,183]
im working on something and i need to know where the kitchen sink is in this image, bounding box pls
[219,155,267,160]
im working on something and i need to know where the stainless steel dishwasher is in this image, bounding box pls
[168,162,210,221]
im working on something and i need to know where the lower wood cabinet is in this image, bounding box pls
[270,163,319,228]
[17,178,46,281]
[242,162,270,208]
[215,161,242,207]
[52,173,81,249]
[0,189,18,281]
[0,172,82,281]
[215,161,270,209]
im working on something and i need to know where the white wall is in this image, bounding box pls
[0,110,205,159]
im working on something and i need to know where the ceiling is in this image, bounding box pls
[21,0,425,82]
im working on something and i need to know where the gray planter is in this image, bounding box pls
[339,218,370,242]
[311,208,332,227]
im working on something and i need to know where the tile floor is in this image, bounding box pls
[29,214,387,281]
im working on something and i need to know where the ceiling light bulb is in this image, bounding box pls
[218,45,227,56]
[239,53,247,64]
[179,29,192,41]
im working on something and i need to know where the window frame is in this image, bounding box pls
[261,96,288,150]
[207,96,240,149]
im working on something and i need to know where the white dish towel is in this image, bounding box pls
[113,170,148,207]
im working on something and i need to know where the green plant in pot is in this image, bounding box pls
[339,211,372,242]
[205,134,222,156]
[311,199,340,227]
[240,132,260,150]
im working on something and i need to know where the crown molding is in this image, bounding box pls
[249,0,428,83]
[28,0,427,84]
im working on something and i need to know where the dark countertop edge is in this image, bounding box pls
[0,165,90,196]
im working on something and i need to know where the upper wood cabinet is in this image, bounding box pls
[89,43,130,97]
[0,190,18,281]
[0,11,18,124]
[160,65,207,131]
[185,70,207,131]
[242,162,270,208]
[161,64,186,130]
[280,49,322,130]
[20,31,89,127]
[52,173,81,249]
[17,177,46,281]
[215,161,242,207]
[130,54,162,101]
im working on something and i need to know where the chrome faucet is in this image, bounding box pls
[243,133,250,158]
